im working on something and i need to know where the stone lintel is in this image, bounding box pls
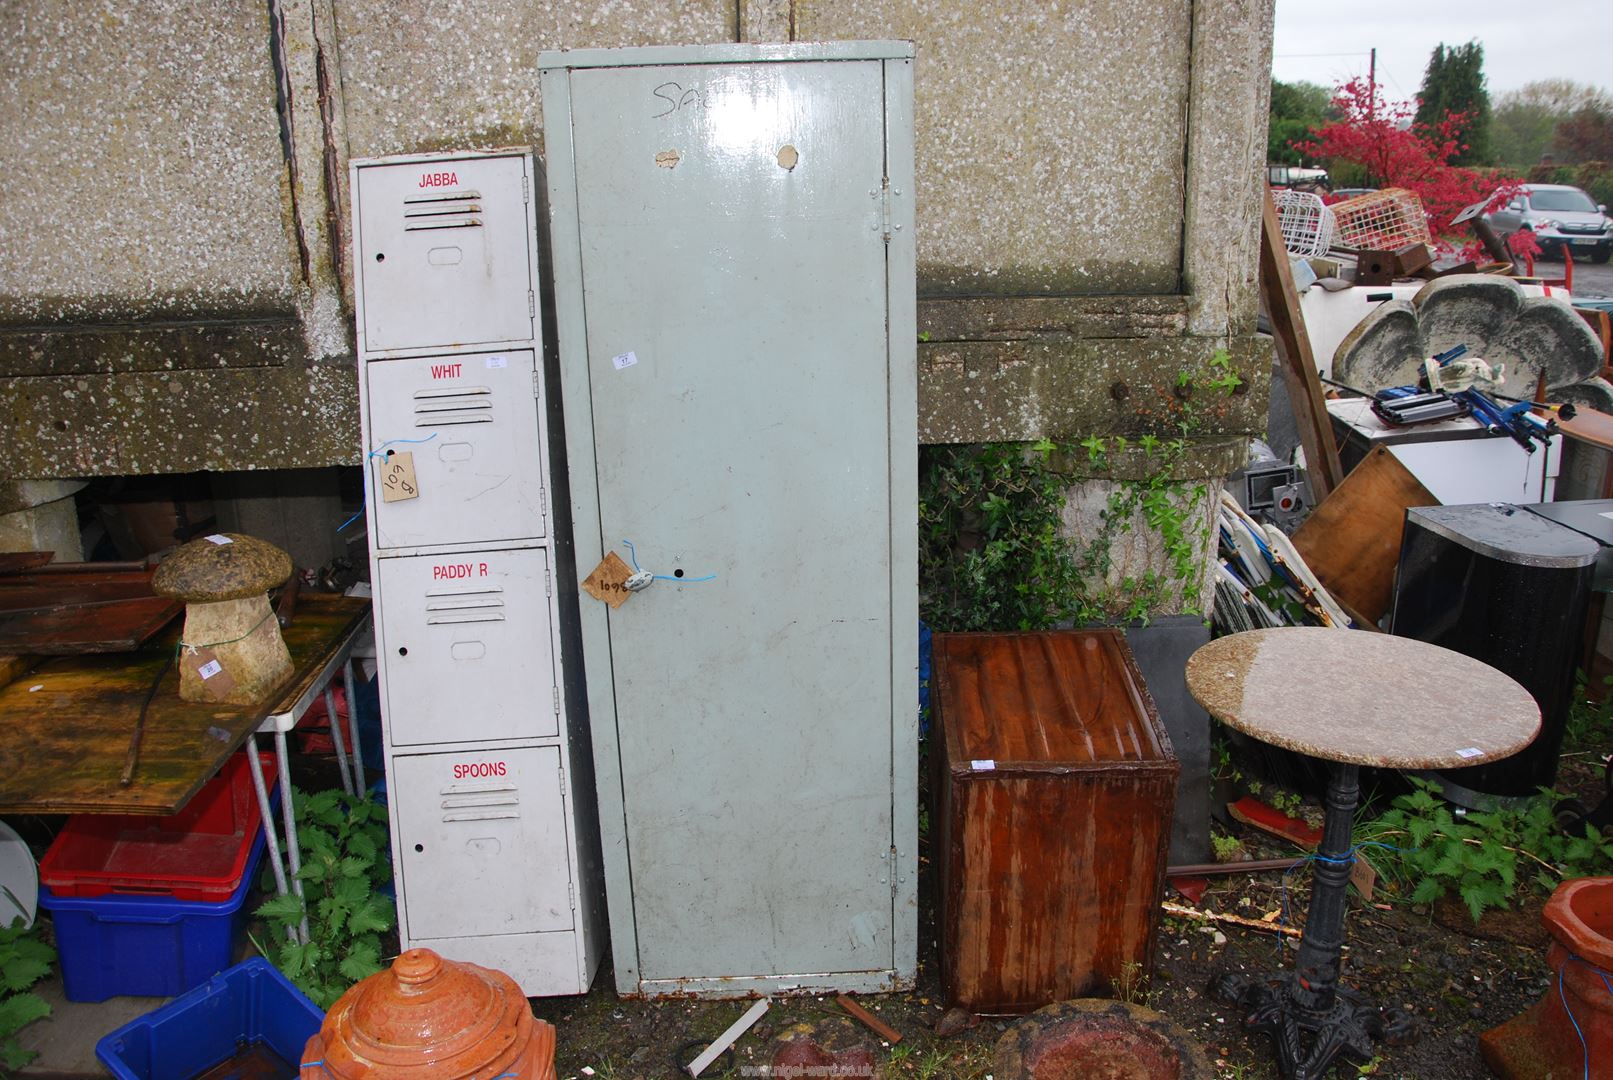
[1,362,359,477]
[919,334,1271,445]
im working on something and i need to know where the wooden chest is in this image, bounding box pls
[933,630,1178,1013]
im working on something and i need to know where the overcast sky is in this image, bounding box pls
[1272,0,1611,102]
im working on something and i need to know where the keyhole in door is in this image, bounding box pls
[674,568,685,578]
[398,646,408,656]
[375,252,386,262]
[414,843,423,853]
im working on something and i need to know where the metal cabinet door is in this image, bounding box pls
[393,747,574,941]
[376,548,558,747]
[563,58,897,983]
[365,350,547,549]
[354,154,534,352]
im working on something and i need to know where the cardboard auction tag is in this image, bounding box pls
[180,647,238,703]
[581,551,635,609]
[380,451,420,503]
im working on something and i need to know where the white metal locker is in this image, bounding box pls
[541,44,918,999]
[365,349,548,550]
[352,148,604,998]
[374,548,558,747]
[353,154,535,354]
[392,747,574,940]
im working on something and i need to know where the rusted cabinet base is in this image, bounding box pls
[933,630,1178,1013]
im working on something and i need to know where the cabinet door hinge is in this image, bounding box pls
[557,763,566,794]
[532,369,541,397]
[879,179,894,243]
[540,486,547,515]
[890,846,899,897]
[568,880,576,910]
[545,567,553,597]
[522,173,530,203]
[552,685,561,714]
[528,290,536,317]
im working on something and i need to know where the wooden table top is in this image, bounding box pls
[0,593,370,815]
[1185,628,1540,769]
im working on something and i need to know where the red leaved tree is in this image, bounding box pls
[1296,79,1522,258]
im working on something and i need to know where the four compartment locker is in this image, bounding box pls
[350,148,604,996]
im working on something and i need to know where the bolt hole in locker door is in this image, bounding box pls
[376,548,558,747]
[561,55,902,984]
[365,350,547,549]
[354,154,534,352]
[393,747,574,941]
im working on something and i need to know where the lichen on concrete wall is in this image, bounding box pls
[0,0,297,324]
[795,0,1192,297]
[335,0,738,160]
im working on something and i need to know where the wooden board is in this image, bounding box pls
[1291,445,1438,626]
[0,593,369,815]
[0,596,182,655]
[1556,405,1613,453]
[0,552,55,575]
[1260,186,1345,501]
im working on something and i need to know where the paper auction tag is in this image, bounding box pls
[581,551,635,609]
[180,647,237,702]
[380,451,420,503]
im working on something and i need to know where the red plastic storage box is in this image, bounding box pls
[39,750,275,902]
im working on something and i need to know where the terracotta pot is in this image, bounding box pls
[301,948,557,1080]
[1481,877,1613,1079]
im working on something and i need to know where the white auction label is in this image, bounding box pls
[612,351,639,371]
[1455,747,1483,759]
[485,355,507,369]
[970,759,996,771]
[197,660,224,680]
[205,534,233,545]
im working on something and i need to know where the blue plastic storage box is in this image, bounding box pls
[97,957,323,1080]
[39,827,264,1002]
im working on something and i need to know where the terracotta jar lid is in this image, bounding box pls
[303,949,557,1080]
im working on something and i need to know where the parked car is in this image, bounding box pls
[1485,183,1613,263]
[1266,164,1330,192]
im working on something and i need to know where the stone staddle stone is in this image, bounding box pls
[993,999,1216,1080]
[1334,274,1603,394]
[153,533,293,705]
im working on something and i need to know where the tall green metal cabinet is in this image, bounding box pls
[539,42,918,998]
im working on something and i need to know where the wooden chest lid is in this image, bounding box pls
[934,630,1172,768]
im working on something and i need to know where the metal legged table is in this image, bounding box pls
[243,612,374,944]
[1185,628,1541,1079]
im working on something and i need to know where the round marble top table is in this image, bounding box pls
[1185,627,1540,770]
[1183,628,1540,1080]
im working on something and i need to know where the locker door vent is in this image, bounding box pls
[439,781,519,822]
[413,386,493,427]
[425,585,506,625]
[403,191,484,232]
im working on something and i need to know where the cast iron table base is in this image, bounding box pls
[1210,762,1414,1079]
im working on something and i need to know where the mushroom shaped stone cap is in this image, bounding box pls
[152,534,293,602]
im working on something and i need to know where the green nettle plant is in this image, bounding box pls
[255,788,395,1009]
[1360,778,1613,923]
[0,918,55,1074]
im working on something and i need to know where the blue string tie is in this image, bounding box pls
[621,539,717,584]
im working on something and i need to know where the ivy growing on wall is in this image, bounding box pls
[918,351,1241,633]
